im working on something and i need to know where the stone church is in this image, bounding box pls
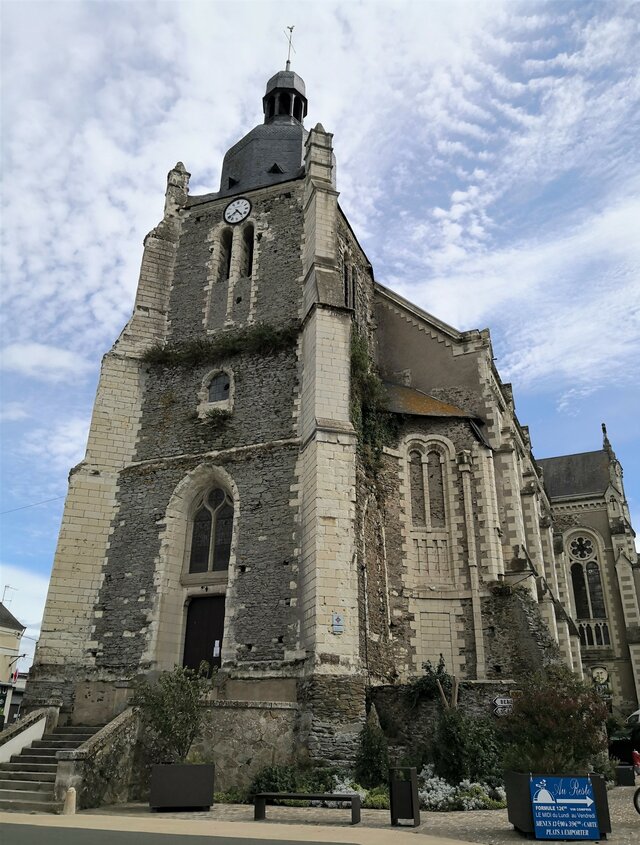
[27,67,640,776]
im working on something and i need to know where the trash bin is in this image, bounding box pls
[389,766,420,826]
[614,765,635,786]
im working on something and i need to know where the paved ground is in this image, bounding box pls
[1,786,637,844]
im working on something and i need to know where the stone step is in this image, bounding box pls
[32,739,80,749]
[0,797,59,812]
[0,770,56,782]
[53,725,103,734]
[0,778,54,793]
[0,762,58,774]
[11,754,57,765]
[0,788,55,802]
[17,747,59,757]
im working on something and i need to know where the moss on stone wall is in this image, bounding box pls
[350,330,400,477]
[142,322,300,367]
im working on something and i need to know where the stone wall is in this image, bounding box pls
[297,675,366,768]
[482,586,561,679]
[371,679,516,764]
[55,708,138,808]
[188,701,299,791]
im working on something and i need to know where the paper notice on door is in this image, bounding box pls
[213,640,221,658]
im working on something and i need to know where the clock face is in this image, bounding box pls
[224,197,251,224]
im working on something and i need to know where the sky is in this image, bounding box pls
[1,0,639,672]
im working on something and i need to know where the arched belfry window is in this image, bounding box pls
[240,223,254,278]
[218,228,233,282]
[567,534,610,648]
[188,488,234,574]
[278,92,291,115]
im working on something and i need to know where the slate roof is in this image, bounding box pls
[0,602,25,632]
[538,450,611,499]
[383,382,474,418]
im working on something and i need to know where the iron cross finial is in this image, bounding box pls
[284,25,296,70]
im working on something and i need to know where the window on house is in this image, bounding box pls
[208,372,230,403]
[407,441,452,582]
[188,488,234,574]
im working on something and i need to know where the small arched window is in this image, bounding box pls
[218,228,233,282]
[208,372,230,403]
[293,97,303,121]
[240,223,254,278]
[188,488,234,574]
[267,96,275,119]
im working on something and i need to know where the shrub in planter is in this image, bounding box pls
[497,667,610,837]
[132,663,213,810]
[498,666,608,773]
[132,663,211,764]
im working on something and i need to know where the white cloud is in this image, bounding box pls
[23,416,91,474]
[0,402,29,422]
[0,343,93,382]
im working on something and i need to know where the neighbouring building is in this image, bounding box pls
[0,603,25,729]
[26,67,640,781]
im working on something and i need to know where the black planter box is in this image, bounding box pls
[504,771,611,839]
[149,764,214,811]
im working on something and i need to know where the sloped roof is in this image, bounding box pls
[0,602,25,632]
[384,382,474,418]
[538,450,611,499]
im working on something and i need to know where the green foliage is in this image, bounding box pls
[202,407,232,428]
[354,706,389,789]
[350,330,398,476]
[249,764,298,795]
[363,785,390,809]
[132,664,210,764]
[498,666,609,773]
[213,788,250,804]
[433,709,503,787]
[406,654,454,707]
[248,764,339,798]
[143,322,300,367]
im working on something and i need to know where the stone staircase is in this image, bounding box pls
[0,724,102,812]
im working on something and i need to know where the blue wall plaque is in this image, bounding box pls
[529,776,600,840]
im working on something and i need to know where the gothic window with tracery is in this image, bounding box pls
[567,533,610,648]
[188,488,234,574]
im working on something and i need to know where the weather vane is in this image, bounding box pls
[284,25,296,70]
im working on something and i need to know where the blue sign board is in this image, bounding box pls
[530,776,600,840]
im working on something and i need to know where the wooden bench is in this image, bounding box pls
[253,792,361,824]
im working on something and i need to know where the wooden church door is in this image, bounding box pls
[183,595,225,673]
